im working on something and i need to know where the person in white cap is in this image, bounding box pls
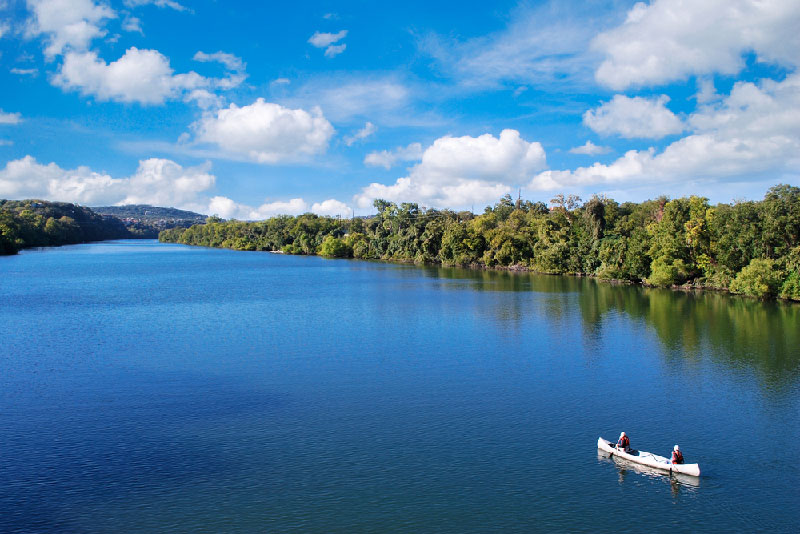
[671,445,684,464]
[616,431,630,452]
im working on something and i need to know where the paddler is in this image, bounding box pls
[671,445,684,464]
[616,431,630,452]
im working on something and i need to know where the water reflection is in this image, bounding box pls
[597,450,700,491]
[417,265,800,391]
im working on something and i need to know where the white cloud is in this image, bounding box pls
[308,30,348,58]
[593,0,800,90]
[344,122,377,146]
[290,77,411,123]
[311,198,350,217]
[184,89,223,110]
[0,156,214,206]
[191,98,334,163]
[10,68,38,76]
[123,0,187,11]
[364,143,423,169]
[0,154,350,220]
[694,78,720,104]
[356,129,546,209]
[193,50,244,73]
[569,141,610,155]
[421,2,608,89]
[272,77,290,85]
[206,196,350,220]
[531,73,800,190]
[52,47,206,105]
[192,50,247,90]
[120,158,215,206]
[0,140,12,146]
[308,30,347,48]
[0,110,22,124]
[26,0,115,57]
[583,94,684,139]
[324,43,346,58]
[122,16,142,33]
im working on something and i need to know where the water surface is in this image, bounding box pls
[1,241,798,532]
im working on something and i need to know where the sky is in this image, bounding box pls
[1,0,799,219]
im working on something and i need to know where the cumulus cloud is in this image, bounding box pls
[26,0,115,57]
[593,0,800,90]
[364,143,423,169]
[119,159,215,206]
[53,47,206,104]
[356,129,546,209]
[191,98,334,163]
[204,196,350,220]
[311,198,350,217]
[694,78,720,104]
[344,122,377,146]
[531,73,800,190]
[0,155,214,206]
[569,141,610,155]
[0,110,22,124]
[583,95,684,139]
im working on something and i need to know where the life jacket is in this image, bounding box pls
[672,450,684,464]
[617,435,630,448]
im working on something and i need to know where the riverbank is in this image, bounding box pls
[158,185,800,301]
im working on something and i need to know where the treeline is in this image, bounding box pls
[0,199,133,255]
[159,184,800,300]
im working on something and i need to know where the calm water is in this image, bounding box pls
[1,240,799,533]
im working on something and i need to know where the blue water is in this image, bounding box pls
[1,240,798,533]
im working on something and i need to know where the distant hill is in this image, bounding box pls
[91,205,208,237]
[92,204,207,223]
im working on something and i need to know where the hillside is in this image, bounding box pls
[0,199,132,254]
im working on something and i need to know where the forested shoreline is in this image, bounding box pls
[160,184,800,301]
[0,200,135,255]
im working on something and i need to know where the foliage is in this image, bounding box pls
[0,199,134,255]
[729,259,784,298]
[158,185,800,301]
[319,235,353,257]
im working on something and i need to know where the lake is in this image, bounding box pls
[1,240,798,533]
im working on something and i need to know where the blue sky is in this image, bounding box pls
[1,0,799,218]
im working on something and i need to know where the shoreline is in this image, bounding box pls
[161,239,800,304]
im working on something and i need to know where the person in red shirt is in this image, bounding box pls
[671,445,684,464]
[616,432,630,452]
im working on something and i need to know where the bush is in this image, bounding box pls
[729,258,784,298]
[780,271,800,301]
[646,257,688,287]
[318,235,352,258]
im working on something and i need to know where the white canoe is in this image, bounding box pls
[597,437,700,477]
